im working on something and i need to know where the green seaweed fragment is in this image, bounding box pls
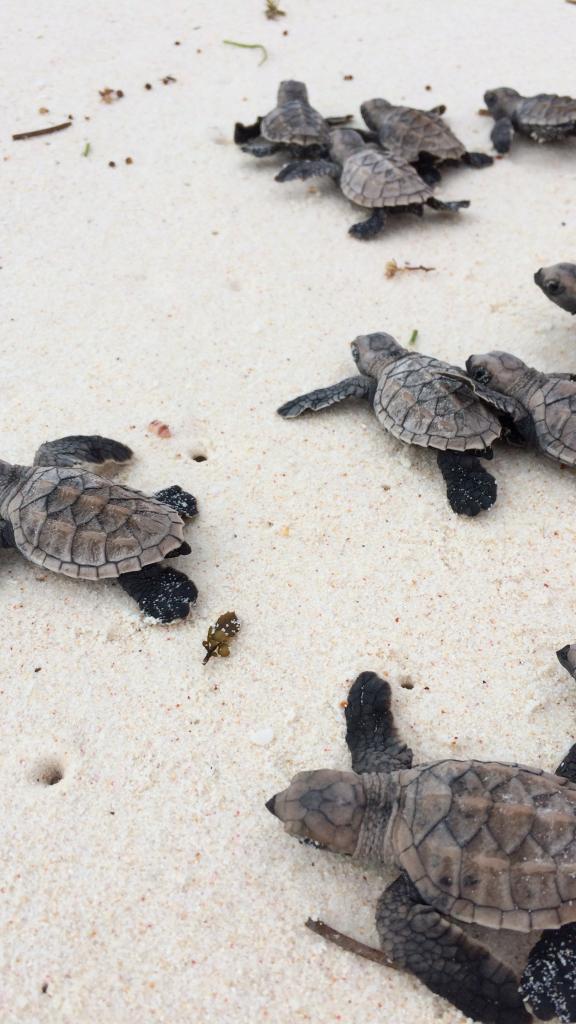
[223,39,268,65]
[408,329,418,347]
[202,611,241,664]
[82,142,91,157]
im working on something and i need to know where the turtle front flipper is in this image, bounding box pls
[378,874,530,1024]
[0,519,15,548]
[491,117,515,154]
[118,564,198,623]
[33,435,133,468]
[437,450,497,517]
[349,208,387,240]
[277,375,374,418]
[345,673,413,773]
[275,158,340,182]
[234,118,262,145]
[462,151,494,168]
[241,138,283,158]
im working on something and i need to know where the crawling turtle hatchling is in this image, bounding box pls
[278,332,501,516]
[276,128,469,239]
[535,264,576,316]
[267,671,576,1024]
[484,88,576,154]
[0,434,199,622]
[360,98,492,185]
[234,80,331,158]
[466,351,576,468]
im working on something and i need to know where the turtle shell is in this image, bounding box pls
[392,759,576,933]
[261,101,330,148]
[520,375,576,466]
[373,353,501,450]
[517,93,576,130]
[340,149,431,209]
[373,106,466,163]
[6,466,185,579]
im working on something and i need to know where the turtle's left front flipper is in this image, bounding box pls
[437,450,497,517]
[345,672,413,773]
[33,435,133,468]
[378,874,530,1024]
[278,375,374,418]
[519,744,576,1023]
[118,564,198,623]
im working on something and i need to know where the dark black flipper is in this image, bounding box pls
[428,103,447,115]
[154,485,198,519]
[241,138,283,157]
[555,741,576,783]
[437,450,497,517]
[414,156,443,187]
[427,196,470,212]
[275,159,340,182]
[557,646,576,683]
[33,435,133,468]
[345,673,413,773]
[378,874,530,1024]
[349,208,387,240]
[0,519,15,549]
[164,541,192,558]
[277,375,374,418]
[118,565,198,623]
[462,151,494,168]
[521,926,576,1023]
[491,117,514,154]
[234,118,262,145]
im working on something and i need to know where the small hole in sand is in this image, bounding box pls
[31,758,64,787]
[191,453,207,463]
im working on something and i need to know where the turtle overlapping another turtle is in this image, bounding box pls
[267,671,576,1024]
[484,88,576,154]
[234,80,334,159]
[0,434,199,622]
[278,332,501,516]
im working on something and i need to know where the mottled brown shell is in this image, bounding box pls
[521,375,576,466]
[262,101,330,148]
[340,149,431,209]
[374,354,501,450]
[517,93,576,130]
[393,759,576,933]
[373,106,466,163]
[6,466,185,579]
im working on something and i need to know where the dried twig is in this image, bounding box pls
[265,0,286,17]
[223,39,268,65]
[12,121,72,141]
[385,259,435,279]
[305,919,398,970]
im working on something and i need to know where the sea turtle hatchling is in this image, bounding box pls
[0,434,199,622]
[535,263,576,316]
[484,88,576,154]
[234,80,332,159]
[267,671,576,1024]
[465,351,576,469]
[276,128,470,239]
[278,332,501,516]
[360,97,493,185]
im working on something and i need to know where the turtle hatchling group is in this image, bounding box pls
[8,79,576,1024]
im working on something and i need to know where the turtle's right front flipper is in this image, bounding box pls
[377,874,530,1024]
[275,159,340,183]
[33,435,133,468]
[345,672,413,773]
[491,117,515,154]
[277,375,374,418]
[437,450,497,517]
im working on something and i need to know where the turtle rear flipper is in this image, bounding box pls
[33,435,133,468]
[427,196,470,212]
[378,874,530,1024]
[437,450,497,517]
[118,564,198,623]
[154,485,199,519]
[241,138,283,158]
[345,672,413,773]
[277,375,374,418]
[349,208,387,240]
[521,925,576,1024]
[234,118,262,145]
[276,158,339,183]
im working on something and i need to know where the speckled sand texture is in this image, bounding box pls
[2,2,576,1022]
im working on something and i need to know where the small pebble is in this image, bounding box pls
[250,727,275,746]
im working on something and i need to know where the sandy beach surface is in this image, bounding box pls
[2,1,576,1021]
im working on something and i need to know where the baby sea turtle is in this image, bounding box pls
[276,128,470,239]
[267,671,576,1024]
[234,80,331,158]
[558,644,576,681]
[535,263,576,316]
[484,88,576,154]
[278,332,500,516]
[466,351,576,468]
[0,434,199,622]
[360,98,492,184]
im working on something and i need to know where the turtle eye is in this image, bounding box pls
[298,837,326,850]
[472,367,492,385]
[351,343,360,362]
[547,280,562,295]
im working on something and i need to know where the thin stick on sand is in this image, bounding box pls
[13,121,72,141]
[305,918,398,970]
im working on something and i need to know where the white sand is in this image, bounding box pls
[1,1,576,1021]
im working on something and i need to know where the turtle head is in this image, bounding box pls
[329,127,366,163]
[266,769,366,855]
[351,333,405,377]
[483,87,520,118]
[360,98,392,130]
[557,644,576,679]
[278,80,309,105]
[466,351,528,392]
[534,264,576,315]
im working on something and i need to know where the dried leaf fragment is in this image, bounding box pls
[203,611,240,664]
[99,88,124,104]
[385,259,435,279]
[265,0,286,17]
